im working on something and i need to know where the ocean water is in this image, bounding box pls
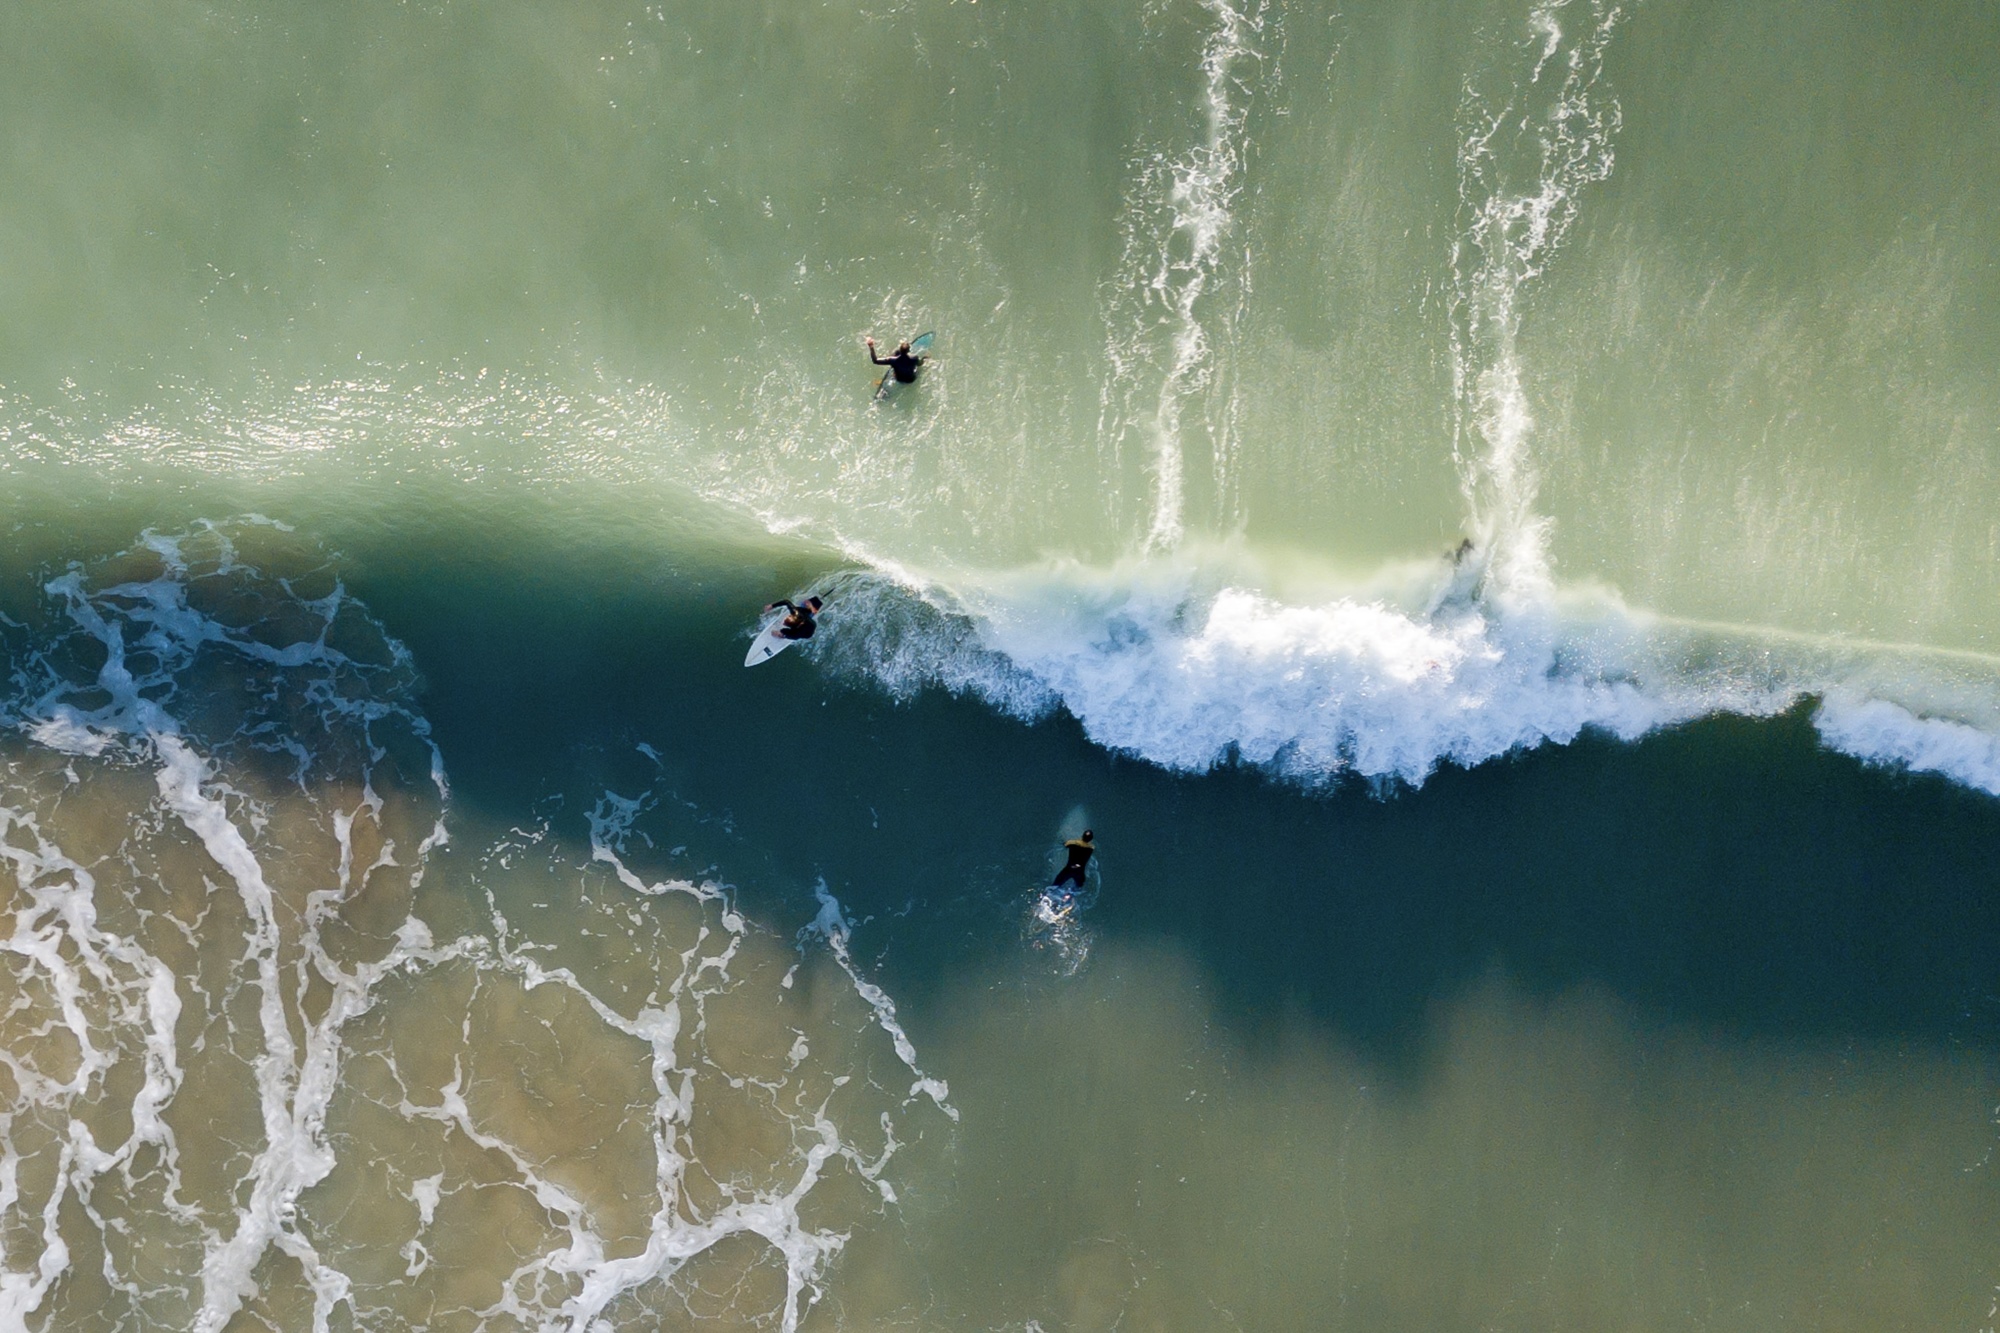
[2,1,1998,1329]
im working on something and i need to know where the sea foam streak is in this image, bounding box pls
[0,521,950,1331]
[800,881,957,1122]
[1449,0,1625,601]
[1,518,454,1331]
[1102,0,1269,550]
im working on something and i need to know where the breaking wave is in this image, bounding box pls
[795,552,2000,798]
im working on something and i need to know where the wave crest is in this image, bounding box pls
[807,555,2000,797]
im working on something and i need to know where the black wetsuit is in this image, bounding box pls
[1051,838,1093,891]
[771,600,818,641]
[870,346,924,384]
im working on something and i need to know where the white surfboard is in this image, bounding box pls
[745,619,797,667]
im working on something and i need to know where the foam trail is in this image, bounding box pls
[1104,0,1268,551]
[802,881,958,1120]
[588,790,744,932]
[153,732,331,1333]
[2,519,454,1331]
[3,523,949,1330]
[527,802,941,1330]
[0,807,183,1324]
[1450,0,1625,601]
[158,737,452,1333]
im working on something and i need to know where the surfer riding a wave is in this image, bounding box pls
[763,595,824,641]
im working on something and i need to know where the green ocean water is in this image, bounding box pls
[3,1,1999,1329]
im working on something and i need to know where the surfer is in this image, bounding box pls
[865,336,927,385]
[763,595,824,641]
[1050,830,1094,892]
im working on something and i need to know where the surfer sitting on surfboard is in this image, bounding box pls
[1050,830,1094,892]
[763,595,824,641]
[865,336,926,384]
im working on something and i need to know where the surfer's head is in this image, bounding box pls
[897,340,911,352]
[1081,829,1093,842]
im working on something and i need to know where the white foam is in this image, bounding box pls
[0,804,179,1324]
[408,1173,443,1229]
[4,521,949,1331]
[1449,0,1627,601]
[0,519,455,1331]
[800,882,958,1121]
[1814,694,2000,797]
[152,733,339,1333]
[1102,0,1269,549]
[811,556,2000,799]
[587,790,742,932]
[413,792,947,1331]
[817,563,1686,786]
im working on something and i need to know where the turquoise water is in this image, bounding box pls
[3,1,1999,1328]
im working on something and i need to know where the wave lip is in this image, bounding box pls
[1023,589,1553,780]
[1813,693,2000,798]
[812,557,2000,797]
[812,562,1684,786]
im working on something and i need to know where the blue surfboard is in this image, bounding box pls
[873,331,936,400]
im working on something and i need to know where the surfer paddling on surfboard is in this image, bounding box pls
[763,595,824,641]
[865,336,927,385]
[1050,830,1094,892]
